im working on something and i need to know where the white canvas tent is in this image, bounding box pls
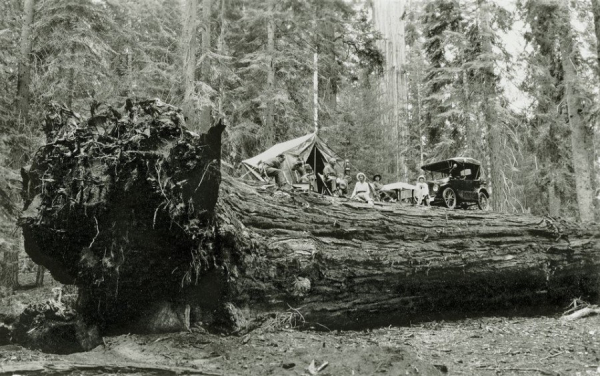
[241,133,342,188]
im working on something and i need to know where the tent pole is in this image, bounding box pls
[314,146,318,193]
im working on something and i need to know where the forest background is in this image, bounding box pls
[0,0,599,225]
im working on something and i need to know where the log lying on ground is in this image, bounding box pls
[19,100,600,345]
[217,178,600,328]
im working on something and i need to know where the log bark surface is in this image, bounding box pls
[217,178,600,328]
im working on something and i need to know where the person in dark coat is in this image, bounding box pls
[261,154,287,188]
[372,174,394,202]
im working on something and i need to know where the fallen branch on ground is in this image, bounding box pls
[561,306,600,321]
[476,366,560,375]
[0,361,222,375]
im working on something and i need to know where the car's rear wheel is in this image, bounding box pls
[477,191,489,210]
[442,187,456,209]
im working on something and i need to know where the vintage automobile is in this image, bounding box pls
[421,157,490,210]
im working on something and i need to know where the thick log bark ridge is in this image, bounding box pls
[19,101,600,338]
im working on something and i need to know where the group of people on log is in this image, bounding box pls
[258,154,433,206]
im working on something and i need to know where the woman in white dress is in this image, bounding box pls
[351,173,374,205]
[415,175,430,206]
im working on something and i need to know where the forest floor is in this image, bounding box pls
[1,272,600,376]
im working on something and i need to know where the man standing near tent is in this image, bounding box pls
[323,158,339,195]
[261,154,288,189]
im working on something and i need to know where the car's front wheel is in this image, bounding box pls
[442,187,457,209]
[477,191,489,210]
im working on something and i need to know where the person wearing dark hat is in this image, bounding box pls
[261,154,287,188]
[372,174,394,202]
[351,172,374,205]
[372,174,383,190]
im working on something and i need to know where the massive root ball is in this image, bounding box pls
[20,99,225,332]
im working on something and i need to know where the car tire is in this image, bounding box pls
[442,187,457,209]
[477,191,489,210]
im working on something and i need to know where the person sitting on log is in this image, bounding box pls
[336,166,352,197]
[415,175,430,206]
[291,158,317,191]
[323,158,340,196]
[372,174,395,202]
[300,164,317,192]
[260,154,288,189]
[351,172,374,205]
[291,157,305,178]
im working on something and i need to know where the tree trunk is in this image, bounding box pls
[0,242,19,296]
[16,0,35,119]
[548,180,561,217]
[264,0,275,145]
[587,0,600,218]
[35,265,44,287]
[591,0,600,77]
[372,0,408,181]
[67,67,75,109]
[0,166,21,296]
[319,19,337,123]
[181,0,198,131]
[312,8,319,135]
[216,0,226,116]
[313,51,319,134]
[19,100,600,336]
[558,7,596,223]
[199,0,212,132]
[462,69,477,158]
[416,67,424,167]
[478,2,502,212]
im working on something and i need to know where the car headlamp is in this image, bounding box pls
[433,184,439,192]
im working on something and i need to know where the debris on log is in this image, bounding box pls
[18,100,600,349]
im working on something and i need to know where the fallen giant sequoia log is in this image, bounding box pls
[218,179,600,327]
[20,100,600,340]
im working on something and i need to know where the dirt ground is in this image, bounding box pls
[2,273,600,376]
